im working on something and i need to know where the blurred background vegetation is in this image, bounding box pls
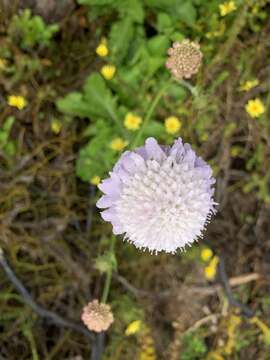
[0,0,270,359]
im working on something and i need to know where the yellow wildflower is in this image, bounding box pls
[7,95,27,110]
[51,119,62,134]
[165,116,182,134]
[219,1,237,16]
[124,113,142,131]
[96,40,109,57]
[204,256,219,280]
[110,137,128,151]
[101,65,116,80]
[230,146,240,157]
[90,176,101,186]
[240,79,259,91]
[201,248,213,262]
[245,98,265,118]
[125,320,142,336]
[0,58,7,70]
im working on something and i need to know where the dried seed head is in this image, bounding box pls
[166,40,202,79]
[81,299,114,332]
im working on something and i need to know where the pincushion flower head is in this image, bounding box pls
[81,299,114,332]
[97,138,216,254]
[166,40,202,80]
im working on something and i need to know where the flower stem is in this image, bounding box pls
[178,79,198,97]
[132,80,171,148]
[101,235,116,303]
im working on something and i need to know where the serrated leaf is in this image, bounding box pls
[83,73,118,121]
[57,73,119,123]
[56,92,94,118]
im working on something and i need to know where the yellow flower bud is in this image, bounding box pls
[96,43,109,57]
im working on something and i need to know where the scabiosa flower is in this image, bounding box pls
[97,137,216,254]
[81,299,114,332]
[166,40,202,80]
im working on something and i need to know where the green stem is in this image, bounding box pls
[101,235,116,303]
[178,79,198,97]
[132,80,172,148]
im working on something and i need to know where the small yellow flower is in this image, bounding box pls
[201,248,213,262]
[7,95,27,110]
[240,79,259,92]
[125,320,142,336]
[230,146,240,157]
[124,113,142,131]
[110,137,128,151]
[96,42,109,57]
[204,265,216,280]
[165,116,182,134]
[219,1,237,16]
[101,65,116,80]
[0,58,7,70]
[204,256,219,280]
[90,176,101,186]
[51,119,62,134]
[245,98,265,118]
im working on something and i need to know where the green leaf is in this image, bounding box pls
[3,116,15,133]
[146,56,165,77]
[57,73,119,123]
[121,0,145,23]
[83,73,118,121]
[157,12,173,33]
[76,119,118,181]
[147,35,170,56]
[145,0,197,26]
[56,92,91,118]
[109,17,135,64]
[176,2,197,26]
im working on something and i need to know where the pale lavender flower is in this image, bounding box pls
[97,138,217,254]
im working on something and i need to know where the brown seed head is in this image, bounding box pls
[166,40,202,79]
[81,299,114,332]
